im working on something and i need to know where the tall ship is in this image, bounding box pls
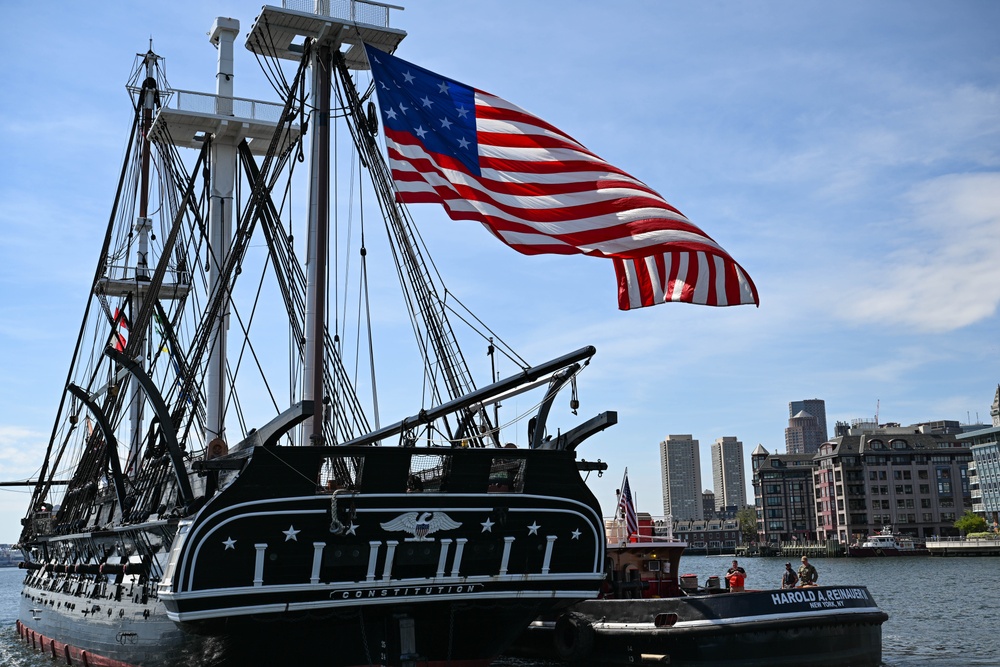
[14,4,616,665]
[14,3,761,666]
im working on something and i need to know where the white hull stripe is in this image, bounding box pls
[166,588,595,622]
[591,606,884,631]
[163,571,606,601]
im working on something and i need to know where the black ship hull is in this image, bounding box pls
[18,444,605,666]
[509,585,888,667]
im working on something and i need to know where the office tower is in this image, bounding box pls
[789,399,828,441]
[711,436,747,510]
[659,434,703,520]
[786,399,827,454]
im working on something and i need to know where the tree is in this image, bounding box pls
[954,511,987,536]
[736,506,758,544]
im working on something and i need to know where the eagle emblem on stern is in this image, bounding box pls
[380,511,462,541]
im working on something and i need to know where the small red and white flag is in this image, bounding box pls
[111,308,129,352]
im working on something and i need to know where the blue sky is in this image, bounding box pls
[1,1,998,541]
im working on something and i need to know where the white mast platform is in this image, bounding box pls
[244,0,406,65]
[149,17,303,155]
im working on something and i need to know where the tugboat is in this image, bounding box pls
[510,478,889,667]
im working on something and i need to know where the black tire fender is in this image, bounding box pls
[553,611,595,661]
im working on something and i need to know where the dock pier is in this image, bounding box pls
[926,536,1000,557]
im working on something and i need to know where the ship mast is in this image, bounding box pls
[245,2,406,446]
[204,18,240,449]
[126,46,159,474]
[302,39,332,444]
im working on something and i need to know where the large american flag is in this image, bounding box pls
[364,44,758,310]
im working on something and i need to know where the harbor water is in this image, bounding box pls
[2,556,996,666]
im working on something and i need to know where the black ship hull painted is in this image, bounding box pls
[510,585,888,667]
[18,444,606,666]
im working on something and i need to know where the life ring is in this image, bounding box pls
[553,612,596,662]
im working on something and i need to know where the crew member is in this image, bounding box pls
[781,562,798,588]
[798,556,818,587]
[726,559,747,592]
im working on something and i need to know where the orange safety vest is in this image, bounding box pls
[728,571,745,588]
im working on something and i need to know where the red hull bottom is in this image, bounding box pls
[16,619,490,667]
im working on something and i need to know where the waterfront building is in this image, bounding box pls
[750,445,818,543]
[959,386,1000,527]
[660,434,704,520]
[672,516,742,552]
[711,436,747,510]
[814,424,973,543]
[785,408,826,454]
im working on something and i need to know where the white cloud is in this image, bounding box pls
[842,172,1000,331]
[0,425,45,479]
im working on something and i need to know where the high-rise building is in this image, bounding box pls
[785,400,827,454]
[790,399,828,439]
[711,436,747,510]
[659,434,703,520]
